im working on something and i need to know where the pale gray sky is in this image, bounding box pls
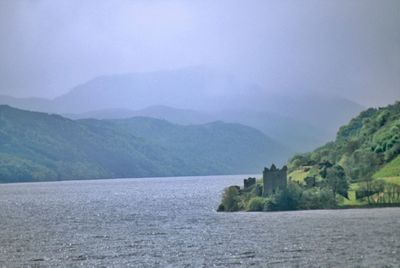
[0,0,399,106]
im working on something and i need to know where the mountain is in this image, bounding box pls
[288,101,400,182]
[212,109,330,152]
[259,94,365,134]
[65,102,359,153]
[0,94,54,112]
[65,105,215,125]
[0,66,364,152]
[52,66,247,113]
[64,106,332,152]
[52,68,364,129]
[0,105,288,182]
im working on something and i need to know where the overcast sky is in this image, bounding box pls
[0,0,399,106]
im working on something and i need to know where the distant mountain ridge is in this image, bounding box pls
[65,105,215,125]
[0,105,289,182]
[64,102,360,152]
[0,66,364,152]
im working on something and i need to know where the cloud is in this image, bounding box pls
[0,0,399,106]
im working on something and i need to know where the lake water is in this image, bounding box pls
[0,175,399,267]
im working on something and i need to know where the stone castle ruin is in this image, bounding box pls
[243,177,256,188]
[262,164,287,196]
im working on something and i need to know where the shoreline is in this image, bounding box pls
[218,203,400,213]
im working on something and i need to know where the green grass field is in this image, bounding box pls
[372,155,400,186]
[379,176,400,185]
[288,168,310,183]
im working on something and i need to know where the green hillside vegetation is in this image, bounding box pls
[288,101,400,207]
[82,117,288,175]
[0,105,287,183]
[374,155,400,178]
[289,102,400,181]
[219,101,400,212]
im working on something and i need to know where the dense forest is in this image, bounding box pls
[219,101,400,212]
[0,105,288,182]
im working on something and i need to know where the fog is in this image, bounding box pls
[0,0,399,106]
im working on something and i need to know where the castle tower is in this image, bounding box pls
[262,164,287,196]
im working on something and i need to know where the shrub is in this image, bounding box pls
[246,197,266,211]
[217,203,225,212]
[263,183,303,211]
[263,197,275,211]
[299,188,335,209]
[220,186,241,212]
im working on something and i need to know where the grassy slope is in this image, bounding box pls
[288,166,321,183]
[288,169,309,183]
[335,171,400,207]
[371,155,400,186]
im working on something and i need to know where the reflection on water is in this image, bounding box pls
[0,175,399,267]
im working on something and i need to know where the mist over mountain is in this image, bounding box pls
[65,105,329,152]
[0,66,255,114]
[0,0,394,154]
[1,1,399,107]
[0,66,364,152]
[54,66,245,113]
[0,94,53,112]
[65,105,214,125]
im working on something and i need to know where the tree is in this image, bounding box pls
[264,182,303,211]
[323,165,349,203]
[219,186,241,211]
[358,179,385,204]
